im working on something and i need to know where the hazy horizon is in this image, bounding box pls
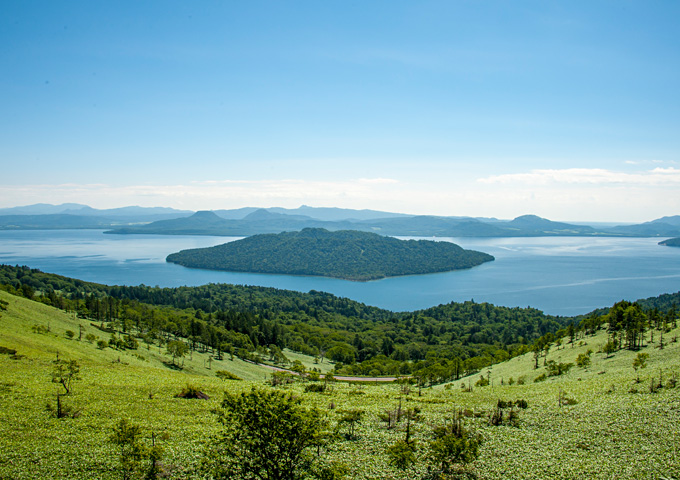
[2,1,679,223]
[0,201,657,226]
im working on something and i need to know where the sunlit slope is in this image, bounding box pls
[442,326,680,479]
[0,291,270,381]
[1,290,679,479]
[0,291,268,479]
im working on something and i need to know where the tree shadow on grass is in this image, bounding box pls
[162,361,183,371]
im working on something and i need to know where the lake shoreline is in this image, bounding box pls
[1,230,679,316]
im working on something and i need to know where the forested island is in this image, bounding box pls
[166,228,494,281]
[659,237,680,247]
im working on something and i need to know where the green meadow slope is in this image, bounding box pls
[0,291,269,479]
[1,290,679,479]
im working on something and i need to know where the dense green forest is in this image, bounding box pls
[166,228,494,280]
[2,264,678,383]
[1,264,558,377]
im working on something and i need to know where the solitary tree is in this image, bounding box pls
[51,358,80,395]
[337,409,364,440]
[166,340,188,366]
[567,323,576,347]
[204,387,327,480]
[47,356,82,418]
[632,352,649,383]
[603,339,617,359]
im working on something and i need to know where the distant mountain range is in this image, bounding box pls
[0,203,193,228]
[1,203,679,238]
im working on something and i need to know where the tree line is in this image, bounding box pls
[6,264,663,382]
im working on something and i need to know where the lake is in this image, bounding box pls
[0,230,679,316]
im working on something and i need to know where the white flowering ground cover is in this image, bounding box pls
[0,290,678,479]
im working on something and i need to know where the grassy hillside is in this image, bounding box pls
[1,290,679,479]
[0,291,269,479]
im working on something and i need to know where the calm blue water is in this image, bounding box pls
[1,230,679,316]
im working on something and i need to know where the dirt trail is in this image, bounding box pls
[247,360,401,382]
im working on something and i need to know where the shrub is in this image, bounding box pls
[271,371,296,386]
[576,352,591,368]
[305,383,326,393]
[176,385,210,400]
[546,360,574,377]
[558,389,577,407]
[488,399,524,427]
[110,418,167,480]
[215,370,242,381]
[429,411,482,476]
[475,375,489,387]
[204,388,327,479]
[32,324,49,334]
[387,439,418,471]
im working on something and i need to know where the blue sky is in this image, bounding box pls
[1,1,679,221]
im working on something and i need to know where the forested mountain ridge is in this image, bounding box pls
[107,209,680,237]
[166,228,494,280]
[2,202,680,237]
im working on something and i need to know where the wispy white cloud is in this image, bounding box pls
[357,178,399,185]
[624,160,666,165]
[478,167,680,186]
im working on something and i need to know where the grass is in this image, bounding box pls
[282,348,336,374]
[1,290,679,479]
